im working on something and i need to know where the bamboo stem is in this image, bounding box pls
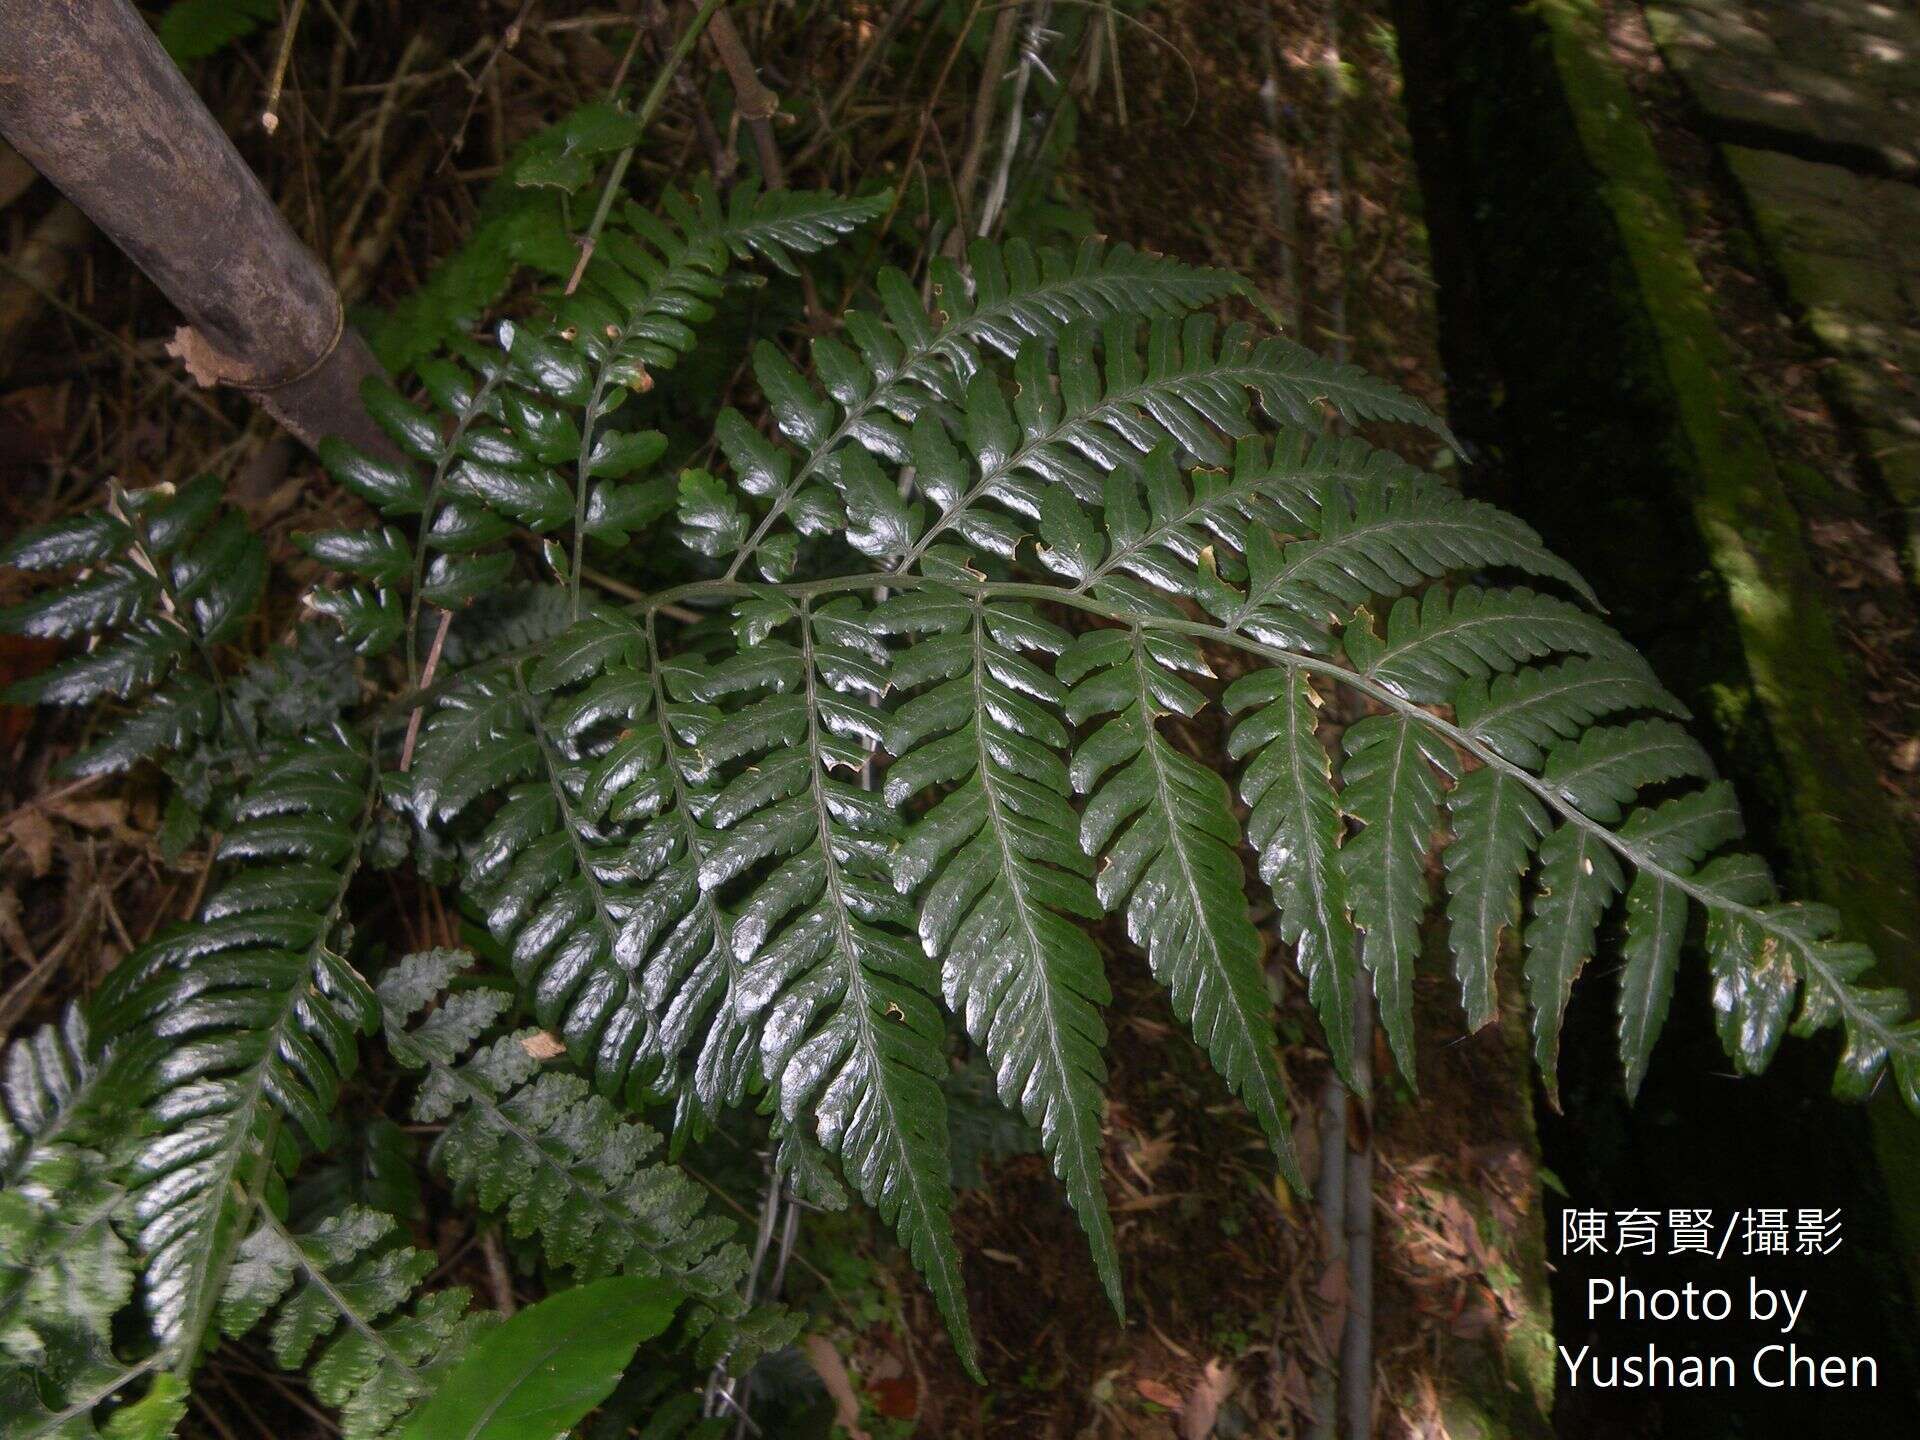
[0,0,395,457]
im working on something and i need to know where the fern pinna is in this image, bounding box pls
[3,177,1918,1426]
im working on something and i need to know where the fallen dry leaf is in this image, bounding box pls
[1450,1285,1499,1339]
[0,889,31,965]
[1181,1360,1233,1439]
[1123,1129,1177,1188]
[869,1376,917,1421]
[5,809,55,877]
[1275,1354,1315,1413]
[803,1336,870,1440]
[1135,1377,1182,1409]
[48,797,128,832]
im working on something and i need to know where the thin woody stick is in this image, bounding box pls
[260,0,310,136]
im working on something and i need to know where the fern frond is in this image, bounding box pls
[1343,586,1649,704]
[89,738,379,1355]
[436,585,583,668]
[1208,472,1596,647]
[0,1010,135,1369]
[308,184,889,659]
[1,1007,107,1183]
[1441,770,1549,1032]
[719,240,1251,577]
[723,284,1457,584]
[405,621,662,1090]
[666,596,976,1373]
[587,237,1918,1336]
[1340,714,1459,1082]
[1454,654,1688,769]
[904,318,1441,572]
[10,209,1916,1391]
[378,951,792,1371]
[1525,824,1627,1095]
[396,600,772,1139]
[377,952,745,1303]
[1541,718,1713,825]
[1617,869,1686,1098]
[217,1206,484,1440]
[1,1356,183,1440]
[0,477,262,775]
[1084,436,1357,606]
[922,239,1247,368]
[193,942,778,1440]
[579,181,889,349]
[1224,668,1357,1082]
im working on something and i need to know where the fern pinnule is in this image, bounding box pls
[878,589,1120,1313]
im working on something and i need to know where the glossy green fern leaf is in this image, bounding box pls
[1059,624,1299,1170]
[298,223,1920,1361]
[400,630,660,1092]
[877,590,1118,1311]
[88,737,379,1356]
[307,183,890,665]
[0,1010,185,1440]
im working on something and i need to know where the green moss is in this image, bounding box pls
[1777,458,1854,516]
[1722,224,1763,273]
